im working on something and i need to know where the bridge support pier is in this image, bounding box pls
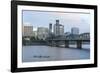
[47,40,52,46]
[77,40,82,49]
[65,40,69,48]
[51,41,56,46]
[55,41,59,47]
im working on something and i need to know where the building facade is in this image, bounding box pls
[37,27,49,40]
[23,25,33,37]
[33,31,37,38]
[49,23,52,37]
[59,24,64,35]
[71,27,79,35]
[54,20,64,36]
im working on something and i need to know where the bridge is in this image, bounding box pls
[46,35,90,49]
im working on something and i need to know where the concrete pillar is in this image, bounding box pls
[55,40,59,47]
[77,40,82,49]
[47,40,50,46]
[65,40,69,48]
[47,40,52,46]
[51,41,55,46]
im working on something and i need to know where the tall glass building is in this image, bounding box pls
[54,20,64,36]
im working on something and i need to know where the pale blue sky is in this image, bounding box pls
[22,10,90,33]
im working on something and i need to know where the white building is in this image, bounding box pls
[59,24,64,35]
[37,27,49,40]
[33,31,37,38]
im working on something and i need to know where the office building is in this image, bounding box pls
[71,27,79,35]
[54,20,64,36]
[33,31,37,38]
[37,27,49,40]
[49,23,52,37]
[23,25,33,37]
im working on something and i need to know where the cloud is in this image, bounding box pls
[50,12,90,25]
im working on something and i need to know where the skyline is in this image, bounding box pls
[22,10,90,33]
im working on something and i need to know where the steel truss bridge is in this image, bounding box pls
[46,37,90,49]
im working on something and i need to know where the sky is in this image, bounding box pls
[22,10,90,34]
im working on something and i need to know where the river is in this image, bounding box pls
[22,44,90,62]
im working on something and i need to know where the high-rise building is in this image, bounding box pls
[37,27,49,40]
[23,25,33,37]
[54,20,64,36]
[59,25,64,35]
[49,23,52,36]
[71,27,79,35]
[33,31,37,38]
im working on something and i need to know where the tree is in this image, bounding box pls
[30,36,35,41]
[22,37,26,45]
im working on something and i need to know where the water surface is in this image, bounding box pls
[22,45,90,62]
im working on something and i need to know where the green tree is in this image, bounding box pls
[30,36,35,41]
